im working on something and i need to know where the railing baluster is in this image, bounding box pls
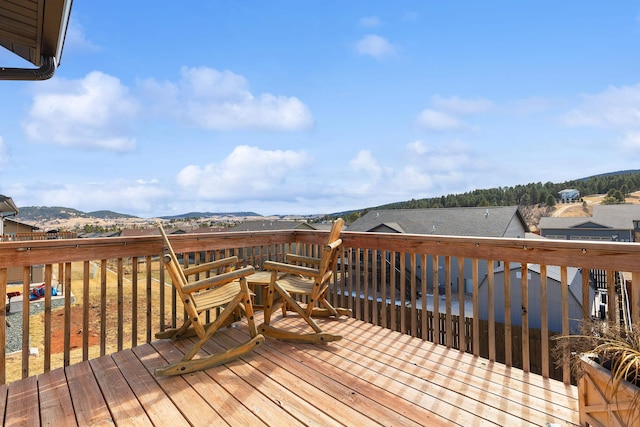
[432,255,439,345]
[100,260,107,357]
[458,258,465,352]
[131,256,138,348]
[487,260,495,362]
[504,262,512,367]
[607,269,616,323]
[472,258,479,357]
[390,251,397,332]
[21,266,30,378]
[400,252,406,335]
[82,261,90,361]
[363,249,370,323]
[633,271,640,324]
[381,250,388,329]
[421,254,427,341]
[117,258,123,352]
[410,253,417,338]
[44,264,52,372]
[561,266,570,384]
[372,249,378,326]
[540,264,549,378]
[63,262,71,367]
[445,256,452,348]
[355,248,361,320]
[146,255,152,343]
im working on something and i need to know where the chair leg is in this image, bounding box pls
[257,283,343,343]
[310,297,352,317]
[155,318,192,340]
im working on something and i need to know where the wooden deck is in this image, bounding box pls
[0,315,579,426]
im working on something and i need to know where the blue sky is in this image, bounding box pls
[1,1,640,217]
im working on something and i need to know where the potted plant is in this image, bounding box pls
[554,320,640,426]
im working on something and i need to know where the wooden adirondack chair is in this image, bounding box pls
[154,224,264,376]
[258,218,351,343]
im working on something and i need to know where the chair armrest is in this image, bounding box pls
[326,239,342,251]
[182,265,255,294]
[284,253,321,266]
[182,256,239,277]
[263,260,320,277]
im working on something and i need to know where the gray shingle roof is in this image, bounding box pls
[346,206,528,237]
[227,220,316,232]
[539,204,640,230]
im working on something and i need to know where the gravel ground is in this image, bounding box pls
[5,297,72,354]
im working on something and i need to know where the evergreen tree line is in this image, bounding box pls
[330,171,640,224]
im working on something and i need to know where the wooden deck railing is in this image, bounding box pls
[1,229,639,385]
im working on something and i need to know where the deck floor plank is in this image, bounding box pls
[0,383,8,425]
[5,375,39,427]
[111,349,191,427]
[37,368,77,427]
[131,343,227,427]
[168,337,308,426]
[327,318,575,425]
[89,355,154,427]
[0,316,580,426]
[351,319,580,418]
[65,361,113,426]
[248,319,491,426]
[151,339,268,427]
[212,328,394,426]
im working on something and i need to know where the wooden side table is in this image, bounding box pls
[246,271,276,310]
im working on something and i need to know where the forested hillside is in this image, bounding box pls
[334,170,640,224]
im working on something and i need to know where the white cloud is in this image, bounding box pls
[430,95,494,115]
[416,109,467,131]
[176,145,311,200]
[6,179,170,215]
[349,150,382,178]
[407,140,427,155]
[561,83,640,128]
[620,132,640,151]
[64,19,100,53]
[22,71,139,151]
[359,16,381,27]
[355,34,396,60]
[140,66,314,131]
[0,137,8,168]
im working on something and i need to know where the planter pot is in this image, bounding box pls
[578,354,640,427]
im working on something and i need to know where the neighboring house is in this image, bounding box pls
[539,204,640,242]
[478,263,594,333]
[347,206,530,294]
[1,218,39,238]
[558,189,580,202]
[0,218,43,284]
